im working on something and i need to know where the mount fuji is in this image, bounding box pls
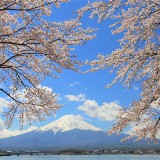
[37,114,103,133]
[0,115,158,150]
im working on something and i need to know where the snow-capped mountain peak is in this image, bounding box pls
[37,114,103,134]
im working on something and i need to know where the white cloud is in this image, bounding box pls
[134,86,139,91]
[151,98,160,110]
[125,117,160,139]
[125,123,159,140]
[125,123,142,135]
[0,119,4,131]
[0,119,38,139]
[0,98,10,113]
[0,85,58,139]
[69,82,81,87]
[0,84,58,112]
[78,100,122,121]
[10,84,54,102]
[0,85,57,131]
[65,94,86,102]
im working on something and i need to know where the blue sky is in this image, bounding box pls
[0,1,141,137]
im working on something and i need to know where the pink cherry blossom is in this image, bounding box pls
[0,0,95,128]
[78,0,160,141]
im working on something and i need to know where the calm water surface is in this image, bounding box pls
[0,155,160,160]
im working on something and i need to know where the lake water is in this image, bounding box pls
[0,155,160,160]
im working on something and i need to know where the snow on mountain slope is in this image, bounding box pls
[37,114,103,133]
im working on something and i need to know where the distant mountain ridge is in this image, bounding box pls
[0,114,159,150]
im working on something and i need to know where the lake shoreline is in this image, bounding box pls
[1,148,160,156]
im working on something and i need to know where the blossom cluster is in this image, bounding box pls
[0,0,95,127]
[78,0,160,141]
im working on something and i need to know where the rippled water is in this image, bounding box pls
[0,155,160,160]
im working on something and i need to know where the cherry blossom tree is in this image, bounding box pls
[78,0,160,141]
[0,0,95,127]
[1,0,159,142]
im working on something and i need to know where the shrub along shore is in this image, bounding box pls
[1,148,160,156]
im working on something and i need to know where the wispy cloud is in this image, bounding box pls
[0,119,38,139]
[65,94,86,102]
[134,86,139,91]
[69,82,81,87]
[151,97,160,110]
[0,85,56,108]
[78,100,122,121]
[0,98,10,113]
